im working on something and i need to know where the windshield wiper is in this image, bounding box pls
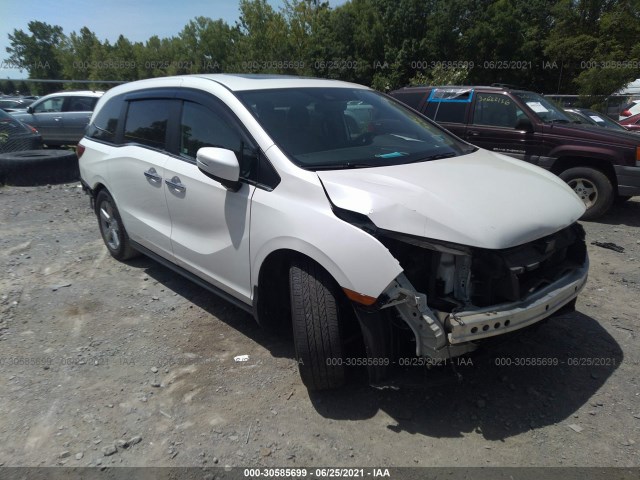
[546,119,571,124]
[405,152,458,164]
[305,162,380,170]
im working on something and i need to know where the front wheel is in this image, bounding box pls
[289,258,345,391]
[95,190,139,261]
[559,167,614,220]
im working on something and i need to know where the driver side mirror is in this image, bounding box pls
[196,147,241,191]
[27,106,34,114]
[515,117,534,132]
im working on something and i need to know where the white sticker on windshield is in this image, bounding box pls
[526,102,549,113]
[589,115,604,122]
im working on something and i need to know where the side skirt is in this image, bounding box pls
[129,240,255,316]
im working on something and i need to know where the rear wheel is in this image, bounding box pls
[289,258,345,391]
[95,190,139,261]
[559,167,614,220]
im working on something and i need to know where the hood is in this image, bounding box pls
[317,150,585,249]
[9,112,31,121]
[545,122,640,146]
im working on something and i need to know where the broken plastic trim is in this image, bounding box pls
[378,273,476,359]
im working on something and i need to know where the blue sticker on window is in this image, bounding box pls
[375,152,408,158]
[427,88,474,103]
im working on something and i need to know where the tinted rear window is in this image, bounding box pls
[123,99,171,150]
[65,97,98,112]
[87,96,123,143]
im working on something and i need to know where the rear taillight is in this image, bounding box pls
[77,143,86,159]
[621,109,633,117]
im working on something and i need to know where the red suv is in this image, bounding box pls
[390,85,640,219]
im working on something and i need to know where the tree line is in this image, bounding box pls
[3,0,640,101]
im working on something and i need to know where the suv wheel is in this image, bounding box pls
[559,167,613,220]
[289,258,345,391]
[95,190,139,261]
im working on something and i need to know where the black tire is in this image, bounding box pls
[289,258,345,391]
[95,190,139,261]
[0,149,79,186]
[559,167,614,220]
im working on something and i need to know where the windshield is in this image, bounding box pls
[514,91,573,123]
[581,109,627,131]
[564,110,596,125]
[236,88,475,170]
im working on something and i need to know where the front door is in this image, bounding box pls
[466,92,542,163]
[163,100,255,303]
[30,96,66,143]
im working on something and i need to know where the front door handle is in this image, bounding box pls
[467,130,480,136]
[165,176,186,193]
[143,167,162,182]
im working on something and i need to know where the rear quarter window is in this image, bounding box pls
[86,96,123,144]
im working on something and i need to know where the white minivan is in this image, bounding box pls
[79,74,589,390]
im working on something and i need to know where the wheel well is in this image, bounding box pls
[90,183,107,212]
[551,157,618,192]
[254,250,358,338]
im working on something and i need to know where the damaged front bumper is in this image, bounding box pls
[444,260,588,344]
[379,258,588,360]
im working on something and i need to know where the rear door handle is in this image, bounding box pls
[467,130,480,136]
[165,176,186,193]
[143,167,162,182]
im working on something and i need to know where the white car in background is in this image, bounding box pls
[79,74,589,390]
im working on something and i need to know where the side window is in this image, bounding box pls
[432,102,468,123]
[123,99,172,150]
[87,97,122,143]
[33,97,64,113]
[64,96,97,112]
[392,91,426,110]
[180,101,256,180]
[472,93,525,129]
[180,101,241,158]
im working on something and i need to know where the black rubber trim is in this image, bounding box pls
[129,240,254,315]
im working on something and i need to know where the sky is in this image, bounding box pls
[0,0,346,79]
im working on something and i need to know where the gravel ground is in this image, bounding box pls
[0,182,639,471]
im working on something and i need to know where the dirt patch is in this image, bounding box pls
[0,183,639,468]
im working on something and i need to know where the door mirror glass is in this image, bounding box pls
[196,147,241,191]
